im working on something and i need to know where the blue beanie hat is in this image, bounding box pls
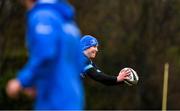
[80,35,99,50]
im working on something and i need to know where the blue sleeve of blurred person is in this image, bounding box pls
[16,8,59,88]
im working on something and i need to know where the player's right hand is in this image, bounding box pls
[117,68,131,82]
[23,87,36,98]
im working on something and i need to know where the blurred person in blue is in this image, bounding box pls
[6,0,84,110]
[80,35,130,85]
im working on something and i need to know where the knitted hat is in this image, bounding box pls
[80,35,98,50]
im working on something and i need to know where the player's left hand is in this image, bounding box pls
[6,79,22,98]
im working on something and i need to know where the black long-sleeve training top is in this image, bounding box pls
[81,55,124,85]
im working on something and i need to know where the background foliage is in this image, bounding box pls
[0,0,180,110]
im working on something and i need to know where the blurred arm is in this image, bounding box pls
[16,11,58,88]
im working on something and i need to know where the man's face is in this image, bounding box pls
[84,46,98,59]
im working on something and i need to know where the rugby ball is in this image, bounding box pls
[121,67,139,86]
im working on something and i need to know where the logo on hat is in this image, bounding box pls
[90,39,97,45]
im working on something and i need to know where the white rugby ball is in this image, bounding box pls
[121,67,139,86]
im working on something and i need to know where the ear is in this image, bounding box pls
[83,50,89,57]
